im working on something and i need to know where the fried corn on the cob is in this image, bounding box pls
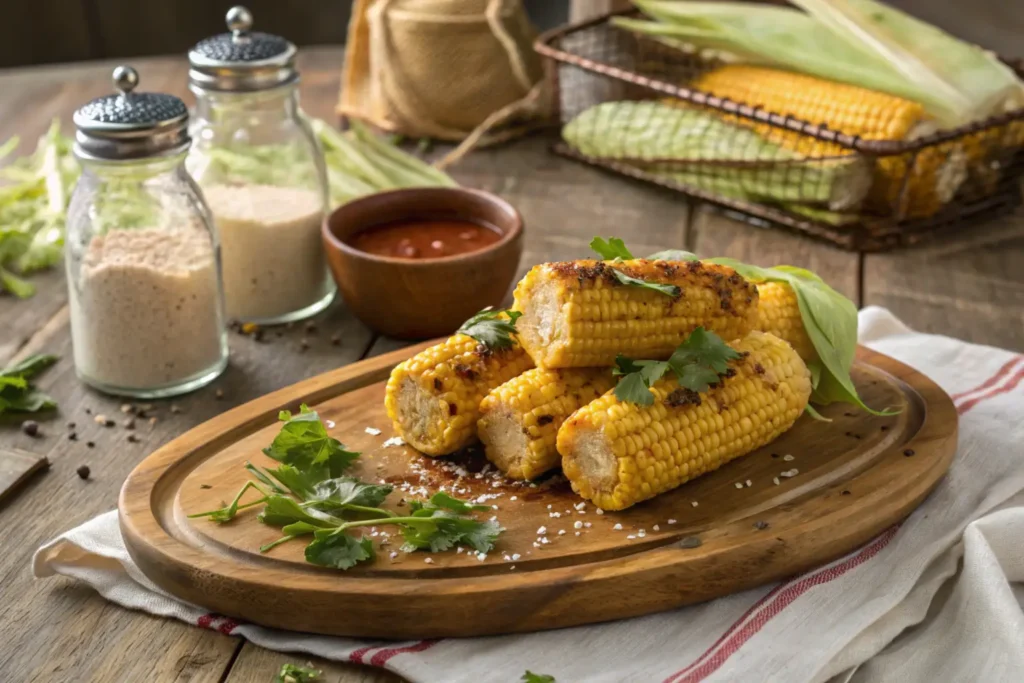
[692,65,966,219]
[385,334,533,456]
[513,259,759,368]
[558,331,811,511]
[755,282,816,362]
[478,367,616,480]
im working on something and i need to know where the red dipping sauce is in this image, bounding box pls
[347,218,501,259]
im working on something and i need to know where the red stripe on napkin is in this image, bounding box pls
[951,356,1022,401]
[369,639,441,667]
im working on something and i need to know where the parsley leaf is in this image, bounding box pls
[457,307,522,350]
[263,405,360,477]
[608,268,681,297]
[523,672,556,683]
[274,663,322,683]
[590,236,634,260]
[305,530,375,569]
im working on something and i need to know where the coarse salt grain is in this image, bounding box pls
[364,427,382,436]
[510,496,518,501]
[783,454,795,461]
[668,519,677,524]
[652,524,660,531]
[735,482,744,489]
[596,508,604,515]
[537,526,547,535]
[781,469,799,478]
[550,512,561,518]
[613,523,623,530]
[773,477,781,485]
[573,521,583,529]
[691,501,699,507]
[558,530,566,536]
[584,522,591,528]
[424,557,434,564]
[638,529,646,538]
[382,436,405,448]
[574,502,586,511]
[511,553,521,561]
[477,553,487,562]
[627,535,636,540]
[746,479,753,487]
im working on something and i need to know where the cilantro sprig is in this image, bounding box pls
[457,307,523,350]
[613,328,741,406]
[589,237,680,297]
[523,672,556,683]
[189,405,503,569]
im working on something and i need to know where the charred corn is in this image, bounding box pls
[478,367,616,480]
[385,334,533,456]
[558,331,811,511]
[755,282,816,362]
[513,259,759,368]
[691,65,965,219]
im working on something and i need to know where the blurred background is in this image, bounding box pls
[2,0,1018,69]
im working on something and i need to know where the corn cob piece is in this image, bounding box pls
[755,282,816,362]
[558,331,811,511]
[691,65,966,219]
[478,367,616,480]
[385,335,533,456]
[513,259,759,368]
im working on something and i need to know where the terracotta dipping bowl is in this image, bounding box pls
[323,187,524,339]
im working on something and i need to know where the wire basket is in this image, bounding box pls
[534,10,1024,251]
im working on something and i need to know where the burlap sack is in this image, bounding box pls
[338,0,547,166]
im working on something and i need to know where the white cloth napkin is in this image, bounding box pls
[33,308,1024,683]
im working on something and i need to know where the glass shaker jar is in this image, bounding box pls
[186,6,334,324]
[66,66,228,398]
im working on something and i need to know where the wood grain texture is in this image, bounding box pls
[0,448,49,505]
[119,342,956,639]
[863,211,1024,352]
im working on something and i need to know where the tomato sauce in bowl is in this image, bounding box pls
[347,219,501,259]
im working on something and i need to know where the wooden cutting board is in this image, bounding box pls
[119,343,957,639]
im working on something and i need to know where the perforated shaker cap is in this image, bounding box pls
[188,6,298,92]
[72,66,190,162]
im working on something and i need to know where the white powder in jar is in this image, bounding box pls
[204,184,331,322]
[70,226,225,392]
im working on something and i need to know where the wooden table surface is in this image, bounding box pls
[0,47,1022,683]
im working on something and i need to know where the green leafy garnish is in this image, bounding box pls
[457,307,522,350]
[263,405,360,478]
[523,672,556,683]
[590,236,634,260]
[648,249,699,261]
[0,353,57,415]
[274,662,322,683]
[305,530,376,569]
[613,328,740,405]
[608,268,681,297]
[193,410,504,570]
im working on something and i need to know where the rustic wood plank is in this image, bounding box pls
[224,648,402,683]
[0,447,49,506]
[863,213,1024,352]
[689,206,862,302]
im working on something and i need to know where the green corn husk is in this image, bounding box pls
[619,0,1024,127]
[789,0,1024,124]
[562,101,870,210]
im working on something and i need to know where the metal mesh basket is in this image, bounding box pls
[534,10,1024,251]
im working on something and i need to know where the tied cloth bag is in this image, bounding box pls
[339,0,547,168]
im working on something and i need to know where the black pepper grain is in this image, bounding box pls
[331,334,341,346]
[903,448,915,457]
[305,322,317,334]
[123,418,136,430]
[127,434,139,443]
[68,432,78,441]
[21,420,39,437]
[86,441,95,448]
[76,465,90,480]
[753,520,770,530]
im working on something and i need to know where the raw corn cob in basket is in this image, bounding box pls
[690,65,966,220]
[558,330,812,511]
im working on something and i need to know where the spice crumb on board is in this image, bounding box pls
[199,483,212,489]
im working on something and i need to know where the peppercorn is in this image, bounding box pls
[21,420,39,437]
[76,465,90,480]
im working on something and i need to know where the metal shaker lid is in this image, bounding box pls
[72,65,190,162]
[188,6,298,93]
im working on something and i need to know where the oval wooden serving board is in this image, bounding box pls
[120,343,957,639]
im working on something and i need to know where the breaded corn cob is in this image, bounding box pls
[478,367,616,480]
[755,282,816,362]
[558,331,811,511]
[385,335,533,456]
[513,259,759,368]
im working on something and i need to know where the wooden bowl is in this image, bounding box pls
[323,187,524,339]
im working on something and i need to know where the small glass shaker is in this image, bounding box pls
[187,6,334,325]
[66,66,228,398]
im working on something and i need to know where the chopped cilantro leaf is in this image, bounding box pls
[608,268,680,297]
[590,236,634,260]
[668,327,741,376]
[257,495,340,528]
[305,530,375,569]
[274,662,322,683]
[262,404,360,477]
[309,477,393,510]
[457,307,522,350]
[523,672,556,683]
